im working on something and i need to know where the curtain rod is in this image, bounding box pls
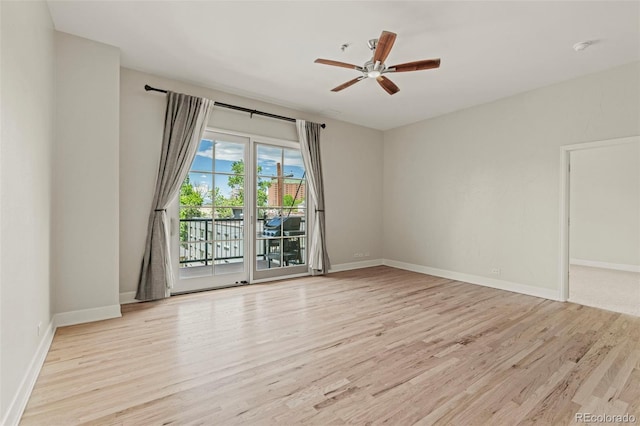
[144,84,326,129]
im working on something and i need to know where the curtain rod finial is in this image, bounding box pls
[144,84,168,94]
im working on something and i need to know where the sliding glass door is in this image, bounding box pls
[172,131,309,292]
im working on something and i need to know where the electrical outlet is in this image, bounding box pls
[490,268,501,275]
[354,252,364,258]
[364,252,370,257]
[37,321,42,336]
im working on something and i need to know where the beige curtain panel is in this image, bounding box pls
[296,120,330,274]
[136,91,214,301]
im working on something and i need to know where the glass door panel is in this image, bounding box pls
[173,132,249,293]
[254,142,308,279]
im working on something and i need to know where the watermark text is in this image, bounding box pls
[575,413,636,423]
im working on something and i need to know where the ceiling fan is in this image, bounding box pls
[314,30,440,95]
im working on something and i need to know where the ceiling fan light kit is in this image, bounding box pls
[315,30,441,95]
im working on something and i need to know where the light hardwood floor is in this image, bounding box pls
[21,266,640,425]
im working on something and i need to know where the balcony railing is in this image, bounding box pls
[179,217,305,267]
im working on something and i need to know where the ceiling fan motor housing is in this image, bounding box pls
[365,60,386,77]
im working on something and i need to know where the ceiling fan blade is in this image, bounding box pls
[331,77,365,92]
[388,59,441,72]
[376,76,400,95]
[373,31,397,64]
[315,58,361,70]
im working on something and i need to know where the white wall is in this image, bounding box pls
[52,32,120,317]
[0,1,54,422]
[570,142,640,267]
[383,62,640,295]
[119,68,384,296]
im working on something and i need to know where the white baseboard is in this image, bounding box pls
[53,304,122,328]
[383,259,562,301]
[119,291,139,305]
[1,320,55,426]
[330,258,384,273]
[570,258,640,273]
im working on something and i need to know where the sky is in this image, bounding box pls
[187,138,305,202]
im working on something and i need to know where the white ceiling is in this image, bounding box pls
[47,1,640,131]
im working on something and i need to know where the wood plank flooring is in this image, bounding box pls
[21,266,640,425]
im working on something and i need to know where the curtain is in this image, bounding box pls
[296,120,330,274]
[136,92,214,301]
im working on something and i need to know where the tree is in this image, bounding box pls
[179,176,204,241]
[180,176,204,217]
[283,194,303,208]
[212,186,226,207]
[256,178,269,207]
[227,161,245,203]
[212,186,234,218]
[227,160,269,207]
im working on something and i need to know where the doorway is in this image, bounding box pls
[560,136,640,315]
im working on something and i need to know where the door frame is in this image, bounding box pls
[558,135,639,301]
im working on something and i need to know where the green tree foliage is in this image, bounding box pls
[180,176,204,217]
[217,160,270,217]
[179,176,204,241]
[283,194,303,207]
[213,187,226,207]
[227,161,245,203]
[212,186,234,219]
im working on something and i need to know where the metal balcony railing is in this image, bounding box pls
[179,217,305,267]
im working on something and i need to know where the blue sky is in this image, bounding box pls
[187,139,305,202]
